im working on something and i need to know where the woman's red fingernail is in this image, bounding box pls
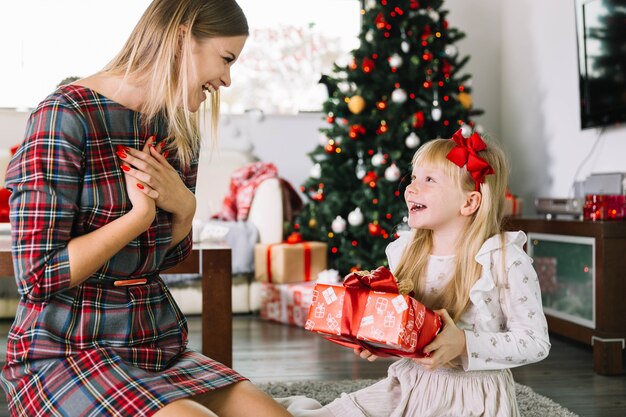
[116,145,124,152]
[123,146,131,152]
[163,151,169,158]
[121,165,130,172]
[136,183,145,190]
[116,151,127,159]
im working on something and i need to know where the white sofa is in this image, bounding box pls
[165,147,286,315]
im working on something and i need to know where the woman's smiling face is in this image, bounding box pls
[185,34,247,112]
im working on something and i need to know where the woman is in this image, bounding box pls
[1,1,291,416]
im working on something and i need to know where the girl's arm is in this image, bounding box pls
[460,255,551,371]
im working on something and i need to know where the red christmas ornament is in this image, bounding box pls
[421,25,432,40]
[349,124,367,139]
[312,192,324,201]
[327,114,335,124]
[286,232,304,243]
[324,143,337,153]
[368,222,382,236]
[413,111,425,128]
[442,59,452,75]
[362,57,375,73]
[375,12,387,30]
[362,171,379,187]
[376,100,387,110]
[349,58,358,70]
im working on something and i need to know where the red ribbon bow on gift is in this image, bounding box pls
[446,129,494,191]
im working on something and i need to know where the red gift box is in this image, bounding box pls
[260,282,316,327]
[305,267,442,358]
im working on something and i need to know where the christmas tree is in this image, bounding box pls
[295,0,483,274]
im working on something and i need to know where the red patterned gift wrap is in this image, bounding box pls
[260,282,316,327]
[305,267,442,358]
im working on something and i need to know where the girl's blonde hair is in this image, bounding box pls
[103,0,248,167]
[394,135,509,322]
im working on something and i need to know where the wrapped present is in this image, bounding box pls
[260,281,316,327]
[255,233,327,284]
[504,189,523,216]
[305,267,442,358]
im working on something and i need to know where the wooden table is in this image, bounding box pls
[0,238,233,367]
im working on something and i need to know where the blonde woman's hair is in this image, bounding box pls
[103,0,248,167]
[394,135,509,322]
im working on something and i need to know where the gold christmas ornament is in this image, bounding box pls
[308,218,318,228]
[348,95,366,114]
[457,92,473,109]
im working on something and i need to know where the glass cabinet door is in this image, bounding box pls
[527,233,595,328]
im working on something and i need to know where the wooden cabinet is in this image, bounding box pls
[504,217,626,375]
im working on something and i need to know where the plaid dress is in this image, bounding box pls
[0,85,245,416]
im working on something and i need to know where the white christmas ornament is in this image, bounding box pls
[391,88,407,103]
[310,163,321,179]
[348,208,364,226]
[431,107,442,122]
[475,124,485,134]
[405,132,421,148]
[384,164,401,182]
[355,158,367,180]
[337,82,351,94]
[365,30,374,43]
[319,133,330,146]
[428,10,440,21]
[461,124,473,138]
[401,41,410,53]
[371,152,386,167]
[365,0,376,10]
[388,54,403,69]
[444,45,458,57]
[331,216,347,233]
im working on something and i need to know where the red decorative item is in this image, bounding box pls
[0,187,10,222]
[441,59,452,75]
[305,267,442,357]
[324,143,337,154]
[413,111,425,128]
[375,12,387,30]
[362,57,376,73]
[368,222,382,236]
[326,115,335,124]
[349,124,367,139]
[410,0,420,9]
[286,232,304,244]
[583,194,626,221]
[446,129,495,191]
[362,171,379,186]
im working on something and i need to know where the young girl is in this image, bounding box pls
[1,1,291,416]
[279,130,551,416]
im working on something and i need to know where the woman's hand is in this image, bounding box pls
[118,140,156,223]
[117,137,195,219]
[412,309,466,371]
[354,347,378,362]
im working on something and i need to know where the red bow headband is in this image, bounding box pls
[446,129,495,191]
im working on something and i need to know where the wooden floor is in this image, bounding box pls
[1,314,625,417]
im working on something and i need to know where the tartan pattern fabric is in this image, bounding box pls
[0,85,245,416]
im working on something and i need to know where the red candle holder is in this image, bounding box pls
[583,194,626,221]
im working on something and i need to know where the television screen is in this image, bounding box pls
[575,0,626,129]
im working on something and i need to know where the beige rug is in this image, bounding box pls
[260,379,580,417]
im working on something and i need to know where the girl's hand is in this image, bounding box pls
[412,309,466,371]
[354,347,378,362]
[117,137,195,219]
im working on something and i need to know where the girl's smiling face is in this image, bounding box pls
[404,163,471,234]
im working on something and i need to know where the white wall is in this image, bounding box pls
[501,0,626,211]
[2,0,625,211]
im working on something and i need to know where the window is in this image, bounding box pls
[0,0,361,113]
